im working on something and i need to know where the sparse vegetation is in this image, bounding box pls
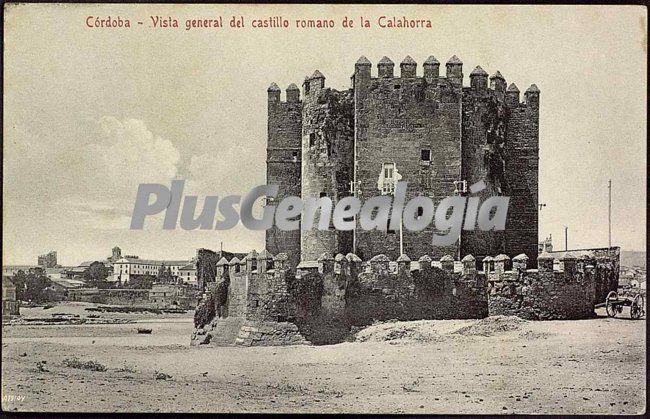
[36,360,48,372]
[155,371,172,380]
[63,357,107,372]
[115,364,137,373]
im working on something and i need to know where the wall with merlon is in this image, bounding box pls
[548,247,619,304]
[504,91,539,263]
[193,249,619,346]
[486,252,617,320]
[266,87,303,268]
[266,56,540,265]
[353,58,463,260]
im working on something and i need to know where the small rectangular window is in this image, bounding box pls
[454,180,468,194]
[417,207,424,218]
[292,151,298,162]
[421,149,431,162]
[319,192,327,198]
[381,163,396,195]
[309,132,316,147]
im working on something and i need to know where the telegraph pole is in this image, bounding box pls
[564,225,568,251]
[608,179,612,251]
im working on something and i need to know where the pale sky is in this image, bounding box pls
[3,4,647,265]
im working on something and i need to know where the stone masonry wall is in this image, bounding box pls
[267,55,540,265]
[504,86,539,264]
[192,248,618,346]
[548,247,620,304]
[300,73,355,261]
[487,253,603,320]
[266,84,303,268]
[460,82,508,259]
[353,56,463,260]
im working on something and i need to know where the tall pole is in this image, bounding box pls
[399,214,404,256]
[564,226,568,251]
[608,179,612,250]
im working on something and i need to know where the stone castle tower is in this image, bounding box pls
[266,55,539,265]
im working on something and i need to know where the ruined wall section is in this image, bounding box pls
[300,72,355,261]
[266,84,303,267]
[353,56,462,260]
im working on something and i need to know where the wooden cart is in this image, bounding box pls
[596,291,646,319]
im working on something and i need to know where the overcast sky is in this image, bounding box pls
[3,4,647,265]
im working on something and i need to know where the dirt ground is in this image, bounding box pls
[1,303,646,414]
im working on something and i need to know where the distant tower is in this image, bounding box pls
[38,251,58,268]
[112,246,122,261]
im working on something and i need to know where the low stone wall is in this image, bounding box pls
[191,248,619,346]
[67,288,150,305]
[487,252,597,320]
[342,255,488,325]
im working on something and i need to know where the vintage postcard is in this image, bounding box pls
[2,3,647,414]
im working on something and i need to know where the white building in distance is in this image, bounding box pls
[112,257,191,283]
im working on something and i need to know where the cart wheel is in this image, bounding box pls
[605,291,619,318]
[630,294,645,320]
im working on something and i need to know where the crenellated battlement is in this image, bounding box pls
[277,55,538,109]
[193,246,619,346]
[487,250,617,320]
[267,82,303,104]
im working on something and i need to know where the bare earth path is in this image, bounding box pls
[1,307,645,414]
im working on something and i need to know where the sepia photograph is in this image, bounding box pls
[2,3,647,414]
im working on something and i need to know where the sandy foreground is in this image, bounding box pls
[1,302,646,414]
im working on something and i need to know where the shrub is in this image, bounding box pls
[194,291,216,328]
[115,364,137,373]
[63,357,107,372]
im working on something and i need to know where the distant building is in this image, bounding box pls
[2,276,20,319]
[66,260,113,280]
[178,262,197,285]
[112,257,191,283]
[38,251,58,268]
[149,284,198,309]
[50,278,85,292]
[44,267,67,281]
